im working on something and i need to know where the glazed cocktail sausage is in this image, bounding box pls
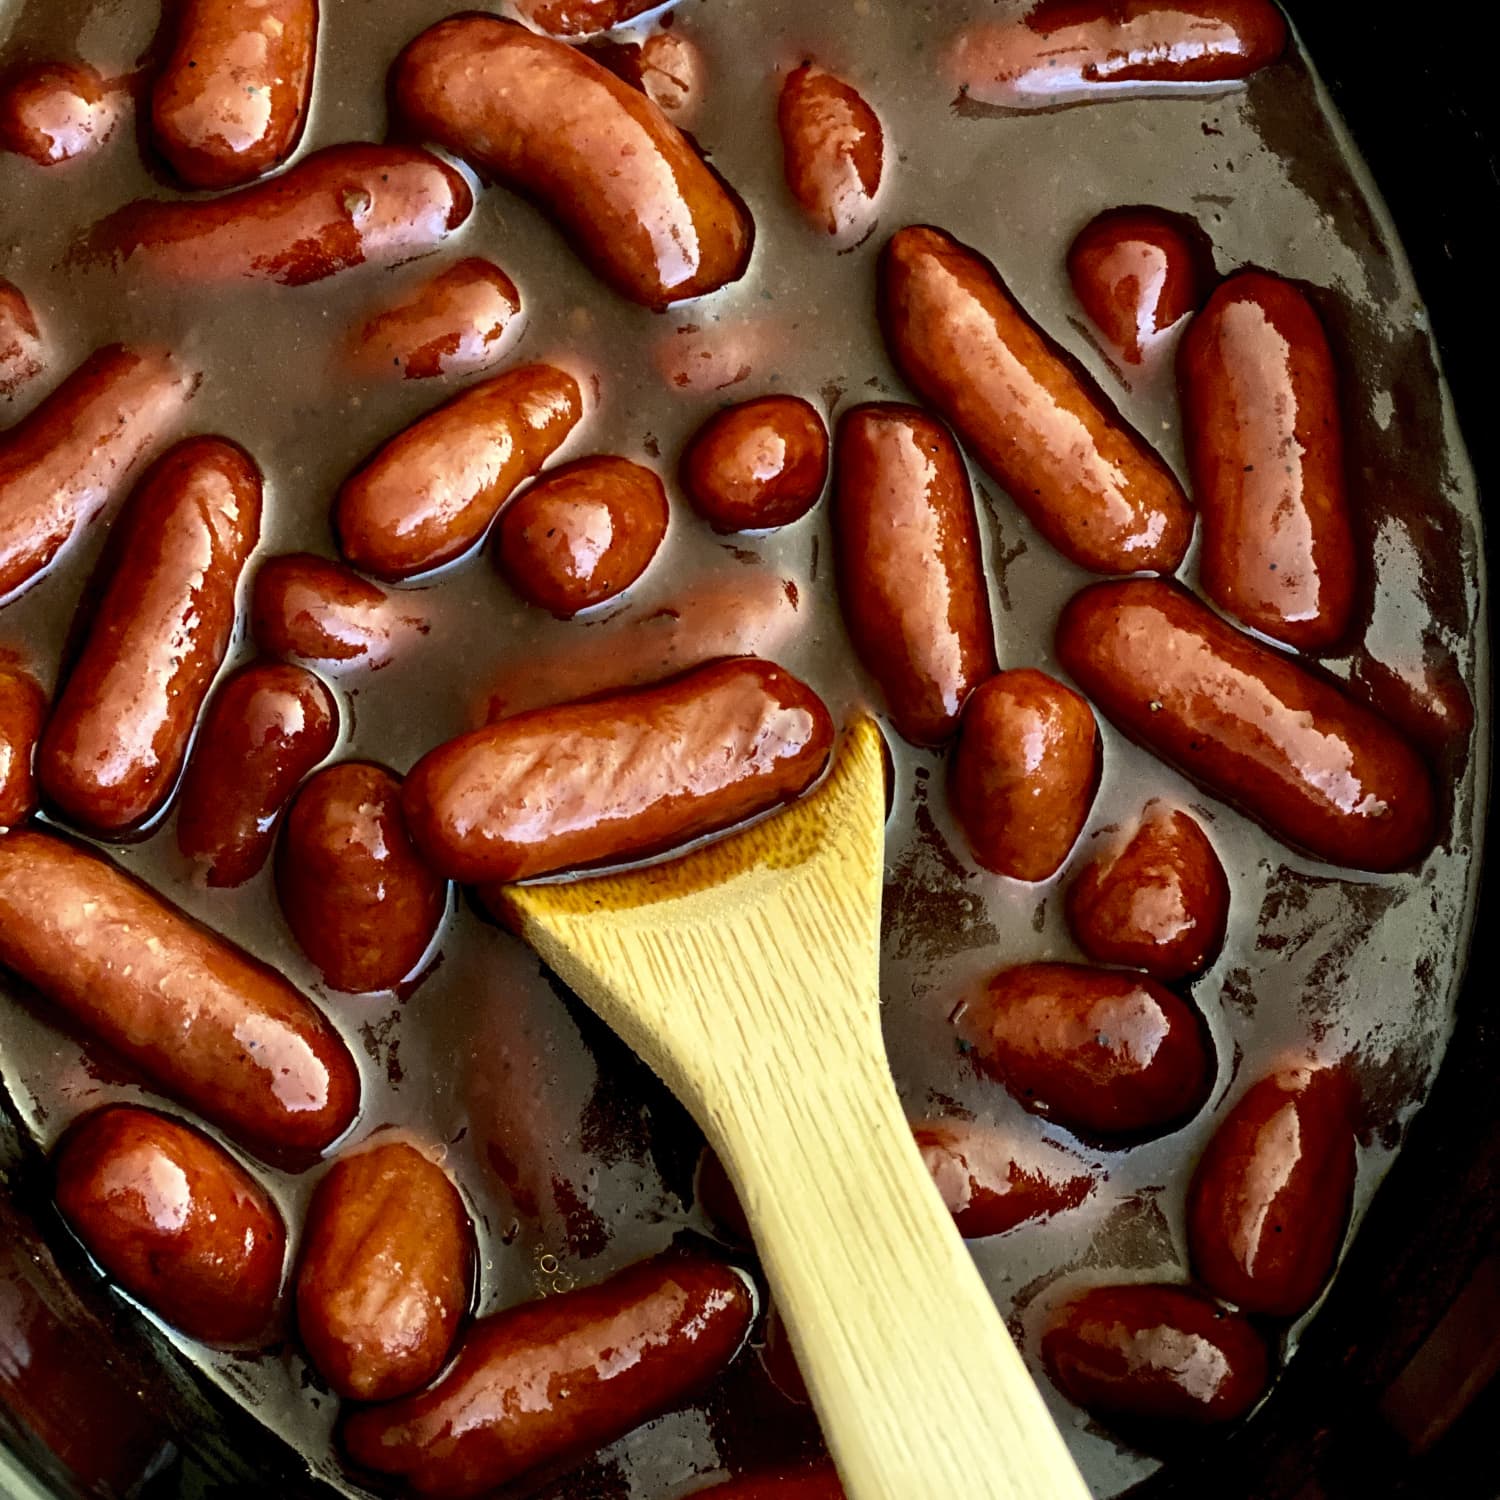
[0,276,43,395]
[405,658,834,883]
[0,345,196,602]
[961,962,1214,1139]
[1067,206,1211,364]
[949,1,1288,108]
[335,363,582,581]
[1186,1064,1356,1317]
[341,1250,753,1496]
[0,828,359,1161]
[391,17,752,309]
[584,29,706,122]
[496,455,668,617]
[92,144,472,286]
[833,403,998,746]
[151,0,317,189]
[296,1139,473,1401]
[1066,801,1229,979]
[1042,1282,1270,1428]
[276,762,446,994]
[681,396,829,533]
[0,61,122,165]
[53,1105,285,1346]
[1178,270,1356,650]
[251,554,429,670]
[39,437,262,836]
[344,258,521,382]
[949,669,1099,880]
[1055,579,1436,871]
[176,662,339,887]
[880,225,1192,574]
[0,666,45,830]
[778,64,884,242]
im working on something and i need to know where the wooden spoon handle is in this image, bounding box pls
[710,1016,1092,1500]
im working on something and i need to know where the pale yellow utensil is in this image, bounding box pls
[494,715,1093,1500]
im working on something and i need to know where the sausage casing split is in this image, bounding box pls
[833,403,998,746]
[391,17,752,309]
[176,662,340,887]
[92,144,472,287]
[0,828,360,1162]
[340,1250,754,1496]
[335,363,583,581]
[0,346,197,603]
[1178,270,1357,650]
[39,437,263,837]
[880,225,1193,574]
[296,1139,473,1401]
[1055,578,1437,872]
[404,657,834,884]
[276,762,447,994]
[53,1105,285,1346]
[151,0,318,189]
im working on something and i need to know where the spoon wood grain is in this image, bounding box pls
[495,715,1093,1500]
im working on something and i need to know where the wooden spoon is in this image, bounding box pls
[494,715,1093,1500]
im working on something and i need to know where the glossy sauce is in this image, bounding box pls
[0,3,1486,1496]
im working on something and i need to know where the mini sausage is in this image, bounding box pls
[0,345,197,603]
[91,144,472,287]
[681,396,828,533]
[960,962,1213,1140]
[949,669,1099,881]
[480,569,803,719]
[1041,1283,1270,1428]
[833,403,998,746]
[151,0,318,189]
[584,29,706,121]
[912,1119,1094,1239]
[0,666,45,830]
[1067,206,1212,364]
[344,258,521,382]
[176,662,339,887]
[512,0,678,36]
[251,553,429,671]
[1,276,44,395]
[1186,1064,1356,1318]
[1055,579,1437,872]
[0,828,359,1162]
[879,225,1193,575]
[0,61,122,165]
[340,1250,754,1496]
[1066,801,1229,980]
[778,63,884,242]
[276,762,446,994]
[335,363,582,581]
[39,437,263,837]
[404,657,834,884]
[1178,270,1356,650]
[496,455,668,617]
[391,17,752,309]
[53,1105,285,1346]
[296,1139,473,1401]
[692,1464,846,1499]
[949,1,1289,108]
